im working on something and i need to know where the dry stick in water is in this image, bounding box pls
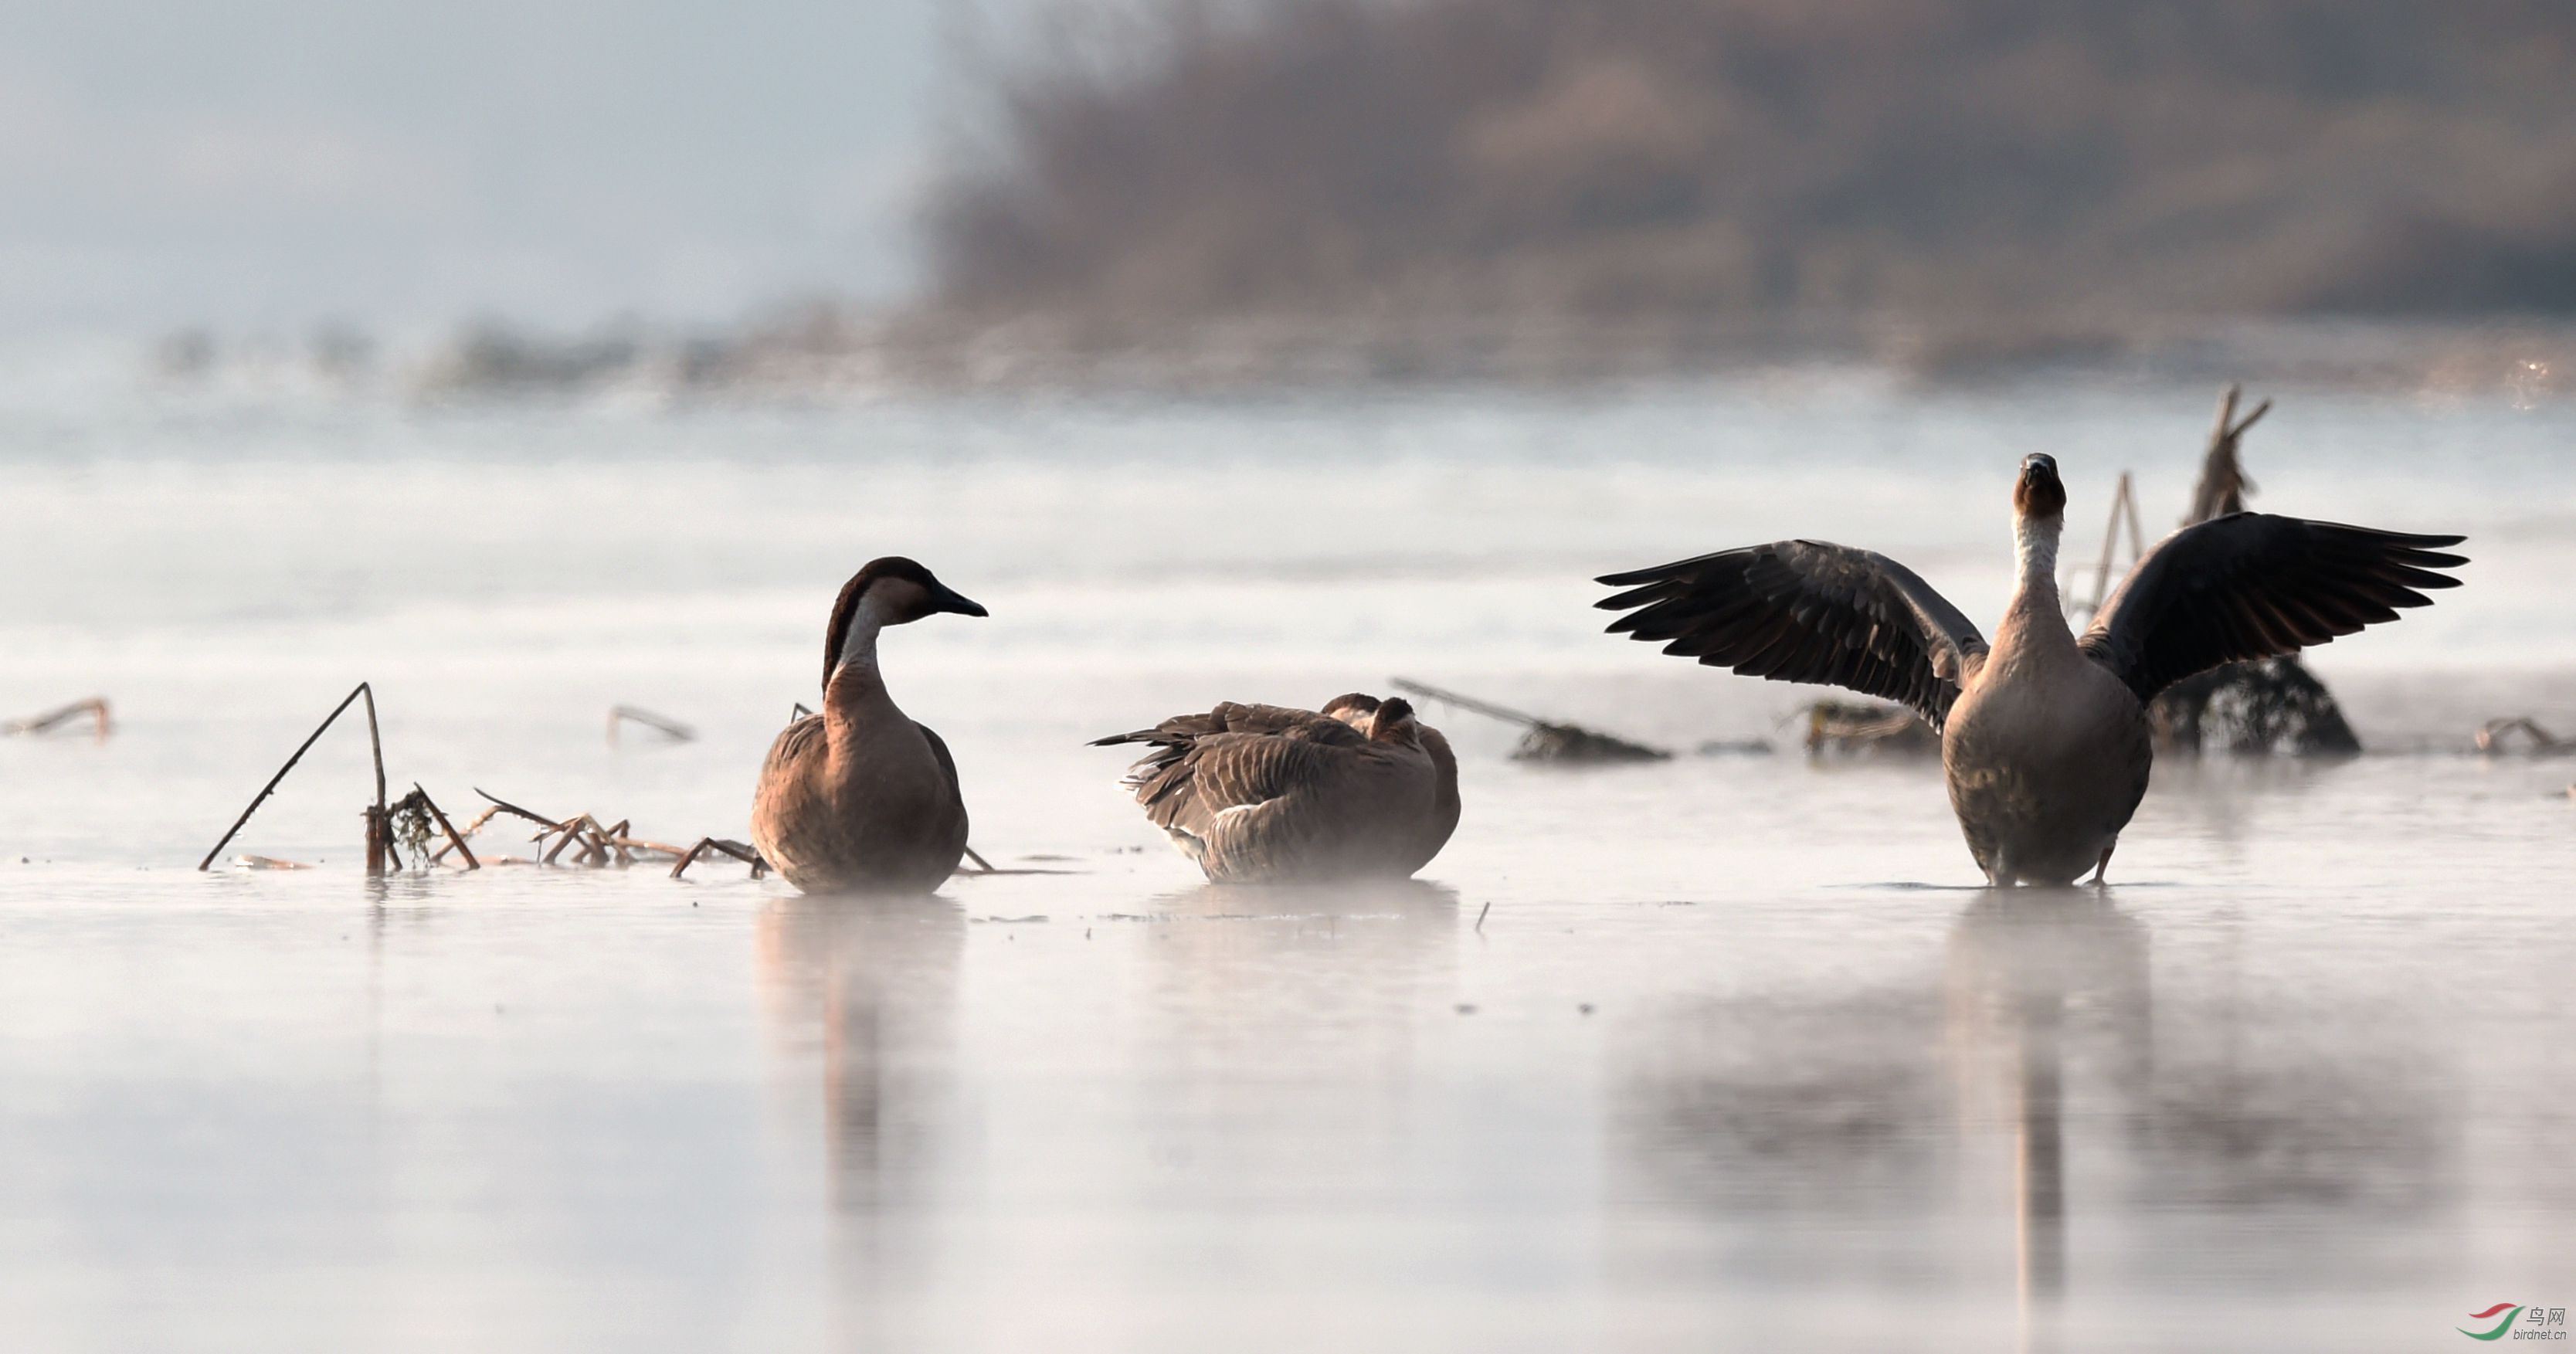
[473,788,560,830]
[2475,718,2565,755]
[605,835,694,860]
[428,806,499,864]
[197,682,388,872]
[3,697,111,741]
[670,838,767,880]
[358,684,390,874]
[541,815,597,866]
[607,705,696,745]
[2080,472,2143,619]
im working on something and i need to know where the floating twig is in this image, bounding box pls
[607,704,696,745]
[198,682,390,872]
[4,697,110,741]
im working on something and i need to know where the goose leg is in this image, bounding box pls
[2089,840,2117,887]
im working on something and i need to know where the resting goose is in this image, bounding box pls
[1597,455,2464,885]
[752,558,986,894]
[1092,696,1451,882]
[1321,692,1462,874]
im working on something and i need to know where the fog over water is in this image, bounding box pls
[2,375,2571,1350]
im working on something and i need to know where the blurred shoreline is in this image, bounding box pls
[116,307,2576,406]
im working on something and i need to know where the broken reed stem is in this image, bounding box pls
[3,697,111,741]
[467,791,734,870]
[607,704,696,745]
[541,816,596,866]
[2475,717,2562,754]
[2119,474,2145,562]
[197,682,382,872]
[2191,382,2269,524]
[2083,471,2140,618]
[963,845,996,873]
[1390,677,1548,729]
[605,836,694,859]
[428,806,499,863]
[415,784,480,870]
[473,788,562,830]
[670,837,766,880]
[361,685,389,874]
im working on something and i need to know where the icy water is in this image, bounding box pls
[3,369,2574,1351]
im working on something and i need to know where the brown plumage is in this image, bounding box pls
[752,558,987,894]
[1598,454,2464,885]
[1092,695,1452,882]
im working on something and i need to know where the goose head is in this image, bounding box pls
[822,556,987,687]
[2014,453,2067,520]
[1321,692,1380,728]
[1365,697,1424,749]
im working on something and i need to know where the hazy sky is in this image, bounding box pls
[0,0,977,338]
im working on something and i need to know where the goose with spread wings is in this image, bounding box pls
[1595,455,2464,885]
[1091,695,1451,882]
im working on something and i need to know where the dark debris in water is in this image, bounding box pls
[2151,657,2360,756]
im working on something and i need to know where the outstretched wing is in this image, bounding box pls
[1596,540,1991,728]
[2079,513,2465,702]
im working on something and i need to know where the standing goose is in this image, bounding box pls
[1596,455,2464,885]
[752,558,987,894]
[1092,696,1449,882]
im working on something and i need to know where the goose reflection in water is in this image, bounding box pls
[1943,892,2153,1336]
[1138,877,1461,1025]
[754,897,966,1220]
[1621,888,2448,1347]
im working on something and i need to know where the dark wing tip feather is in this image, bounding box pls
[1595,559,1695,588]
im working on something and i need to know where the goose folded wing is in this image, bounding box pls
[2079,513,2466,702]
[1091,702,1365,752]
[1595,540,1989,728]
[1134,731,1349,836]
